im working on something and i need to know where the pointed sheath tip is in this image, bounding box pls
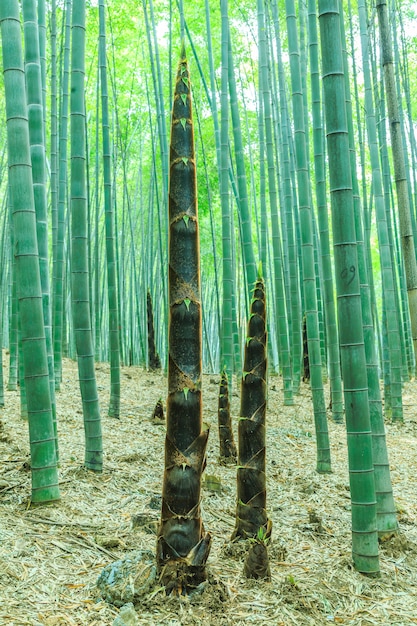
[180,38,186,61]
[257,261,263,279]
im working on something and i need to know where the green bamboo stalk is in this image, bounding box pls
[142,0,169,349]
[396,8,417,227]
[7,205,18,392]
[220,0,235,384]
[0,0,60,503]
[23,0,58,460]
[37,0,46,137]
[99,0,121,418]
[53,0,71,390]
[307,0,343,422]
[377,73,413,380]
[18,317,28,420]
[194,101,221,350]
[94,69,101,361]
[70,0,103,471]
[390,6,417,249]
[107,20,129,366]
[318,0,379,574]
[354,0,398,535]
[358,0,402,424]
[286,0,331,472]
[258,0,293,405]
[0,202,8,407]
[50,0,58,300]
[337,0,398,539]
[376,0,417,372]
[227,30,257,302]
[156,44,211,595]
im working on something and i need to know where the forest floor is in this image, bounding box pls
[1,354,417,625]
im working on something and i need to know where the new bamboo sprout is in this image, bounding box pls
[147,289,161,370]
[232,275,271,579]
[218,367,237,464]
[156,44,211,595]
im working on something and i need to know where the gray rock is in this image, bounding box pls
[112,602,139,626]
[97,550,157,607]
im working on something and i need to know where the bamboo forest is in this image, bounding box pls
[1,0,417,623]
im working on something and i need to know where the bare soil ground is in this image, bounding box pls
[1,355,417,625]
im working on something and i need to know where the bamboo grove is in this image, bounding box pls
[0,0,416,580]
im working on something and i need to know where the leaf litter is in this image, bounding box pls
[0,354,417,625]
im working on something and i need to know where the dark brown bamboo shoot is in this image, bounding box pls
[243,520,272,581]
[302,315,310,382]
[152,398,164,422]
[156,43,211,595]
[147,289,161,371]
[232,276,271,565]
[218,367,237,464]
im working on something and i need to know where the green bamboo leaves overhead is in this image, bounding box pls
[156,44,211,595]
[0,0,60,503]
[318,0,379,574]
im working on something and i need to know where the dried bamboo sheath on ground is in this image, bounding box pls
[156,44,211,595]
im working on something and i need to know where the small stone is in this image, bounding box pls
[97,550,157,607]
[112,602,139,626]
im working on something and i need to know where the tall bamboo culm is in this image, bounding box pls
[285,0,331,472]
[319,0,379,574]
[0,0,60,503]
[23,0,58,459]
[98,0,121,418]
[376,0,417,372]
[70,0,103,471]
